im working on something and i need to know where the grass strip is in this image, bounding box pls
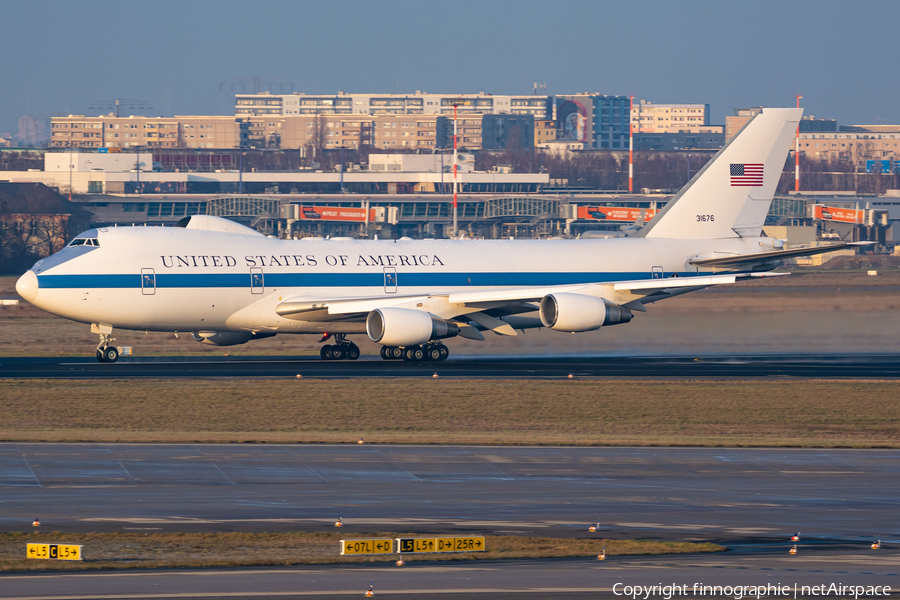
[0,531,723,572]
[0,379,898,447]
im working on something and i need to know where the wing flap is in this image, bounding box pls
[690,242,872,267]
[276,295,433,318]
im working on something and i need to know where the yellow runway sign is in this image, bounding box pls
[26,543,82,561]
[397,536,485,553]
[340,539,393,556]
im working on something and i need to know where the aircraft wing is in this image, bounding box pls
[690,242,873,268]
[274,273,762,326]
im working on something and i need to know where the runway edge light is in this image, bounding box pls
[32,518,40,527]
[872,536,881,549]
[335,513,343,527]
[366,580,375,596]
[396,554,405,566]
[598,544,606,560]
[791,527,801,541]
[790,544,797,554]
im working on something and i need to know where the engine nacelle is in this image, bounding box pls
[366,307,460,347]
[539,293,633,332]
[191,331,274,346]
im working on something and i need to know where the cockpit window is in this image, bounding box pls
[68,238,99,247]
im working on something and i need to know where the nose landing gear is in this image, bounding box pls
[94,329,119,363]
[318,333,360,361]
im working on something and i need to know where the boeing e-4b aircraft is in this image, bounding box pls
[16,108,864,363]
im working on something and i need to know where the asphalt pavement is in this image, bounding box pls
[0,444,897,598]
[3,353,900,378]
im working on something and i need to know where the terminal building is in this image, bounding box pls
[0,151,547,196]
[4,149,900,249]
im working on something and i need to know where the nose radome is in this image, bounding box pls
[16,270,38,303]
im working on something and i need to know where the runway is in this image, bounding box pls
[2,550,898,599]
[3,353,900,379]
[0,444,897,598]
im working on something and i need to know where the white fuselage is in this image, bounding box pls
[21,226,775,335]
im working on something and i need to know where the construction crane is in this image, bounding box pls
[220,77,295,94]
[87,99,154,117]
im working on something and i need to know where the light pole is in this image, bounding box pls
[446,98,471,238]
[629,95,634,193]
[338,146,346,194]
[135,149,141,195]
[68,149,73,202]
[453,104,459,237]
[795,94,802,192]
[238,151,243,194]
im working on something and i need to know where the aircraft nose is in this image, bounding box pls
[16,270,38,304]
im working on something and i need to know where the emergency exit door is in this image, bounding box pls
[383,267,397,293]
[250,267,264,294]
[141,268,156,295]
[651,266,663,279]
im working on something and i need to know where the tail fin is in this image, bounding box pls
[638,107,802,239]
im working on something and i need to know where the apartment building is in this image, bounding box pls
[726,109,838,143]
[631,101,715,133]
[50,114,539,151]
[534,120,557,147]
[236,92,553,119]
[799,129,900,162]
[725,107,763,142]
[555,94,631,150]
[49,115,241,149]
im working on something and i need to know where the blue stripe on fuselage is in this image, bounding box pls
[36,271,698,290]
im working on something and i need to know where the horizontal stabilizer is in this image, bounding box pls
[690,242,873,267]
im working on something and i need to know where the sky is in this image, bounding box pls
[3,0,898,137]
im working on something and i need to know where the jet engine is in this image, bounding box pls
[366,307,460,347]
[191,331,275,346]
[539,293,633,332]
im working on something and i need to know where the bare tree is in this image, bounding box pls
[310,113,327,163]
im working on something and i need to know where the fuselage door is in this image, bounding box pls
[651,266,663,279]
[384,266,397,294]
[250,267,264,294]
[141,268,156,295]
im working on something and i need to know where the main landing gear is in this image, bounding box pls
[95,332,119,363]
[318,333,360,361]
[380,343,449,362]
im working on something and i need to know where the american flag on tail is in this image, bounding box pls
[730,163,764,186]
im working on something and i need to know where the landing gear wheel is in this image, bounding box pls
[101,346,119,363]
[320,345,333,360]
[331,345,345,360]
[96,349,107,363]
[426,346,442,362]
[345,343,360,361]
[390,346,404,360]
[380,346,390,360]
[437,345,449,362]
[403,346,425,362]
